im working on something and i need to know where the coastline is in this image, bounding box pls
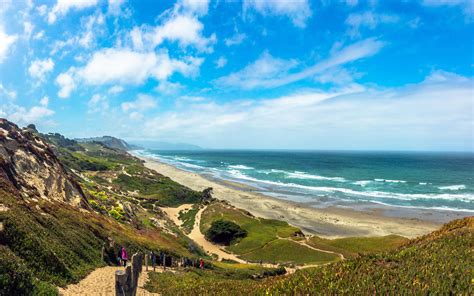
[136,154,443,238]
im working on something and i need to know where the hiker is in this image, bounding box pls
[160,251,166,271]
[199,258,204,269]
[151,251,156,271]
[117,249,122,266]
[121,246,128,267]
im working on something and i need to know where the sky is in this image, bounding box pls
[0,0,473,151]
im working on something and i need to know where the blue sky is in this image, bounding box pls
[0,0,473,151]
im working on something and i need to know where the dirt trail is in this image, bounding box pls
[161,203,193,227]
[187,207,247,263]
[58,266,160,296]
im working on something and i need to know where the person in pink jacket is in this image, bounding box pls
[121,246,128,267]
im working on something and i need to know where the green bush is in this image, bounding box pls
[108,207,125,221]
[0,246,35,295]
[205,219,247,245]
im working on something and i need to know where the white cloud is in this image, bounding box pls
[422,0,474,19]
[8,105,55,125]
[155,80,183,95]
[141,72,473,151]
[88,94,109,113]
[23,21,34,39]
[215,38,385,89]
[346,12,399,38]
[129,111,143,120]
[108,85,124,94]
[0,84,17,100]
[178,0,210,16]
[215,51,297,89]
[0,27,18,63]
[37,5,47,16]
[33,30,45,40]
[215,56,227,69]
[108,0,125,15]
[243,0,312,28]
[225,33,246,46]
[78,48,202,86]
[48,0,99,24]
[55,67,76,98]
[150,14,216,52]
[28,58,55,81]
[121,94,157,112]
[40,96,49,106]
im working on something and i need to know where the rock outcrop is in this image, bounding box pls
[0,118,87,207]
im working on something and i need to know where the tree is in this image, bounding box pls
[205,219,247,245]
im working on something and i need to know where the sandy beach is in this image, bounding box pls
[136,155,444,238]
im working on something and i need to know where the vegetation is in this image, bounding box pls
[0,181,202,294]
[145,262,286,296]
[113,174,202,207]
[178,205,200,234]
[148,217,472,295]
[205,219,247,245]
[200,202,340,265]
[307,234,408,259]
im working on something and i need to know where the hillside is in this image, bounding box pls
[76,136,141,151]
[0,119,207,294]
[144,217,473,295]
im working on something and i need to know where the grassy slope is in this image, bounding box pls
[145,262,286,296]
[0,182,198,294]
[307,234,408,259]
[200,203,341,265]
[152,217,472,295]
[0,135,208,295]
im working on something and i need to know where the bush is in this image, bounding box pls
[205,219,247,245]
[108,207,125,221]
[0,246,35,295]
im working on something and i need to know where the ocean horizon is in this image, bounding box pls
[135,149,474,214]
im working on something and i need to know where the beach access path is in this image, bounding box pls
[58,265,161,296]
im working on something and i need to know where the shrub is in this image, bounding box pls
[108,207,125,221]
[205,219,247,245]
[0,246,35,295]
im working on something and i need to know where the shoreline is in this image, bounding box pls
[136,154,445,238]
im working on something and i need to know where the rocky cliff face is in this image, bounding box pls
[0,119,87,207]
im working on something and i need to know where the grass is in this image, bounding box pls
[178,205,200,234]
[200,202,339,265]
[0,181,202,294]
[241,239,340,265]
[307,234,408,259]
[145,262,286,296]
[155,217,472,295]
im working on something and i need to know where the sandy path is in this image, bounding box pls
[187,207,247,263]
[59,266,160,296]
[161,203,193,227]
[138,155,439,239]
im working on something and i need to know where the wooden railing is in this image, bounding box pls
[115,253,143,296]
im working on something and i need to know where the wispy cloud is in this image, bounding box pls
[140,72,473,151]
[243,0,312,28]
[215,38,385,89]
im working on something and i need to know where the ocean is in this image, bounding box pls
[135,150,474,214]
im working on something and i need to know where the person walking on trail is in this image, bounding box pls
[151,251,156,272]
[160,251,166,271]
[117,249,122,267]
[121,246,128,267]
[199,258,204,269]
